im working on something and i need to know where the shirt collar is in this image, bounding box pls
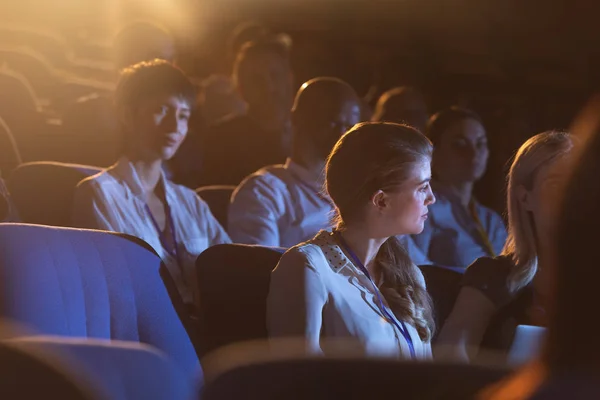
[312,230,354,274]
[285,158,325,192]
[110,156,173,201]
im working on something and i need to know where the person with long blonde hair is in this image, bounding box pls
[267,122,436,359]
[435,131,574,362]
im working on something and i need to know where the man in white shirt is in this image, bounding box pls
[228,77,362,248]
[72,60,230,307]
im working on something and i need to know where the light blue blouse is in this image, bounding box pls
[407,186,507,269]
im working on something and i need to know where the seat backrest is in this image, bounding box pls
[0,68,42,148]
[203,353,510,400]
[418,264,463,338]
[0,223,201,387]
[0,117,21,177]
[10,336,197,400]
[196,244,284,356]
[8,161,101,226]
[195,185,236,228]
[0,338,94,399]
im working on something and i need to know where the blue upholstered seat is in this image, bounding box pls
[10,336,196,400]
[0,223,202,391]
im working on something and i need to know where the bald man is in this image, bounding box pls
[228,77,361,247]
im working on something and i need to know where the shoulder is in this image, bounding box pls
[167,179,199,198]
[276,242,328,273]
[233,166,289,196]
[166,180,209,210]
[477,203,505,225]
[464,255,512,279]
[462,255,514,307]
[74,169,116,198]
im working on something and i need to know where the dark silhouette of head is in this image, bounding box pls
[291,77,361,161]
[427,107,488,185]
[372,87,429,133]
[233,39,293,128]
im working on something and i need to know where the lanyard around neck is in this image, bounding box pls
[145,202,180,266]
[336,233,417,360]
[468,200,496,257]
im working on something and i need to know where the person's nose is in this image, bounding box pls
[426,190,436,206]
[161,111,178,133]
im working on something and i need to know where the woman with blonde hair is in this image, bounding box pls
[435,130,574,362]
[267,122,436,359]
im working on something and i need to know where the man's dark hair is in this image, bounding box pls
[114,59,195,116]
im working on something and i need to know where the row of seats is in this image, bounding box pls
[0,222,505,399]
[0,161,523,398]
[1,160,489,355]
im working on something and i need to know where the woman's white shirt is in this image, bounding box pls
[267,230,432,360]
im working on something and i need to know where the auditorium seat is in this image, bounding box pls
[202,345,510,400]
[0,338,94,399]
[0,68,45,155]
[0,224,202,392]
[195,244,284,356]
[195,185,235,228]
[0,117,22,178]
[8,161,101,226]
[418,264,463,339]
[11,336,196,400]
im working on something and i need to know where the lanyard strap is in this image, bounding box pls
[145,203,181,266]
[337,233,416,360]
[468,200,496,258]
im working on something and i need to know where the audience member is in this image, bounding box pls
[72,60,230,308]
[199,74,247,126]
[409,107,507,269]
[479,112,597,399]
[268,122,436,359]
[228,77,361,247]
[436,131,574,362]
[62,21,178,167]
[371,86,429,133]
[200,39,294,186]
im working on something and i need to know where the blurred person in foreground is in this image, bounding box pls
[479,101,600,400]
[436,131,574,362]
[228,77,361,247]
[268,122,436,359]
[409,107,507,269]
[200,39,294,186]
[72,60,230,308]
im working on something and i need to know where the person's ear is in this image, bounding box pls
[516,184,533,211]
[370,190,388,211]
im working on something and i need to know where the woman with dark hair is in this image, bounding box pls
[409,107,507,269]
[72,60,230,308]
[267,122,436,359]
